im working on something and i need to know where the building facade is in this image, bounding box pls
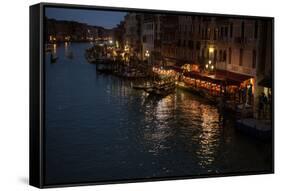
[124,13,142,59]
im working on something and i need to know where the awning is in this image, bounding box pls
[216,70,253,85]
[183,70,253,86]
[183,72,226,84]
[258,76,272,88]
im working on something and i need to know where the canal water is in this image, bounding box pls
[45,43,272,185]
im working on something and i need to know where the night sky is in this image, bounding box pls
[45,7,127,29]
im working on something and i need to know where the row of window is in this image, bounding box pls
[145,23,153,30]
[201,48,227,62]
[178,21,259,40]
[142,34,154,43]
[200,48,256,69]
[163,46,256,69]
[177,40,201,50]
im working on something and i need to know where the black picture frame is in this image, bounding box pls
[30,2,274,188]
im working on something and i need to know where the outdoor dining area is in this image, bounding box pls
[152,64,255,108]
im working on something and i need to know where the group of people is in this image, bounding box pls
[237,84,272,119]
[238,84,253,105]
[258,92,271,119]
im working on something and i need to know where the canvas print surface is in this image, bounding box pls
[43,6,273,185]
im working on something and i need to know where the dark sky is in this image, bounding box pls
[45,7,127,29]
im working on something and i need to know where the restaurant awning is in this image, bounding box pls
[183,72,226,84]
[215,70,253,85]
[183,70,253,86]
[216,70,254,83]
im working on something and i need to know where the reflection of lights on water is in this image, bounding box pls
[177,90,220,169]
[156,96,173,116]
[142,95,175,154]
[142,89,220,168]
[197,106,220,168]
[64,42,69,55]
[53,44,57,54]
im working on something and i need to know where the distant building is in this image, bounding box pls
[160,15,179,66]
[139,14,162,63]
[124,13,142,58]
[141,14,154,62]
[45,18,109,42]
[176,16,202,65]
[113,21,125,49]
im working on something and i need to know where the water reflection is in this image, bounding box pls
[142,95,175,154]
[44,43,272,184]
[64,41,69,55]
[177,90,221,170]
[138,89,222,171]
[52,43,56,54]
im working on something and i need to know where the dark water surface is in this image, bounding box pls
[45,43,272,185]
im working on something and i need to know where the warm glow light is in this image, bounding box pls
[250,78,254,84]
[209,47,214,53]
[145,50,150,57]
[205,64,209,69]
[208,60,212,64]
[211,65,214,70]
[53,44,57,54]
[124,45,129,52]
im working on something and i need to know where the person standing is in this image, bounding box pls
[268,91,272,117]
[258,92,268,119]
[247,84,253,105]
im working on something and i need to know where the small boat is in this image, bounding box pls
[144,81,175,97]
[132,82,154,90]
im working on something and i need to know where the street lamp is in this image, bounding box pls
[145,50,150,65]
[205,60,215,71]
[145,50,150,58]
